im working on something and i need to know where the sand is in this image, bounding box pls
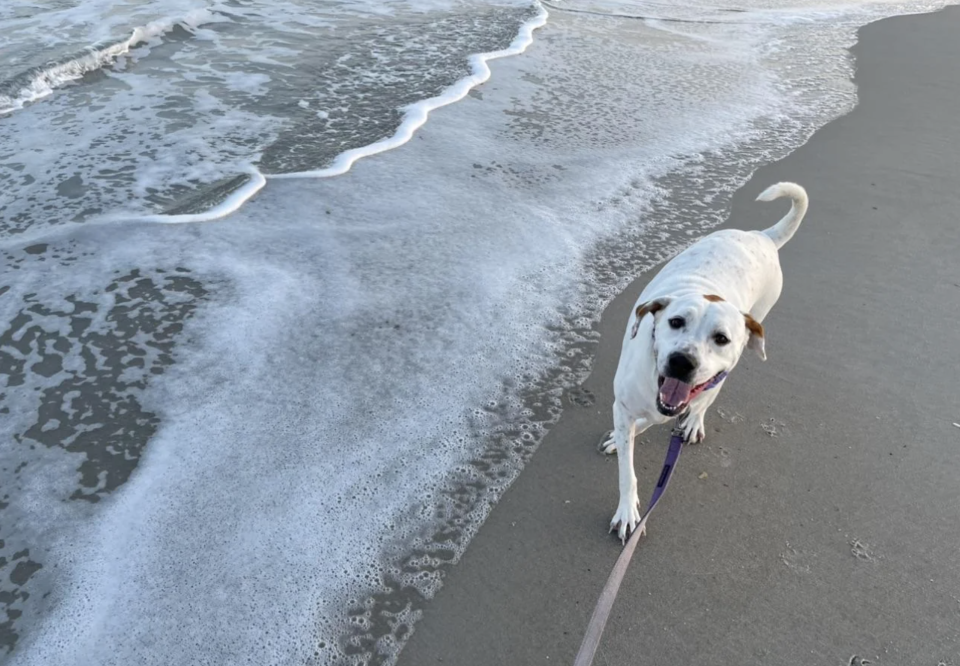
[395,6,960,665]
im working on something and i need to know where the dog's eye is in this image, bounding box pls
[668,317,685,330]
[713,332,730,346]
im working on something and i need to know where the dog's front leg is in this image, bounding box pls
[610,404,651,543]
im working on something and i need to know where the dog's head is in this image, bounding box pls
[633,293,766,417]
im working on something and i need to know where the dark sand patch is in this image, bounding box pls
[0,246,208,655]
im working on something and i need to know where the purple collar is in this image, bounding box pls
[702,370,728,390]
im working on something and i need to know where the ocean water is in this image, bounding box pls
[0,0,952,663]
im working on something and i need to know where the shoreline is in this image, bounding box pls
[395,5,960,665]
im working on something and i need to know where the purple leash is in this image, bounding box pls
[573,370,727,666]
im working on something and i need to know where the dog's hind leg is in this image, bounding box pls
[680,385,724,444]
[609,403,652,543]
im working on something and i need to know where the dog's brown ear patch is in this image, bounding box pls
[744,313,764,338]
[703,294,725,303]
[635,299,667,320]
[744,313,766,360]
[630,297,670,339]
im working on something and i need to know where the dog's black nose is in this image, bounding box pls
[665,352,698,380]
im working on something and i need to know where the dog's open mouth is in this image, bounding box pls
[657,376,715,417]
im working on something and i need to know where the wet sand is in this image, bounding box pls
[396,6,960,665]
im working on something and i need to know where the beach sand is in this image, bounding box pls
[395,6,960,665]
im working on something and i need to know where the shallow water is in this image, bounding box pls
[0,0,953,663]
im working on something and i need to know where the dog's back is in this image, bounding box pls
[637,182,808,320]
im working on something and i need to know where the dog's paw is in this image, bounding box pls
[609,496,644,544]
[679,412,706,445]
[597,429,617,455]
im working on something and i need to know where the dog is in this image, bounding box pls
[599,182,808,542]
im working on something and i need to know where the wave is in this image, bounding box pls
[0,9,217,116]
[126,1,550,225]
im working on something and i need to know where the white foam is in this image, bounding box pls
[123,168,268,224]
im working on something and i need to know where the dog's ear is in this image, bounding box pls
[744,313,766,360]
[630,297,671,339]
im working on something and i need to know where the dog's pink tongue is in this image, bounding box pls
[659,377,693,407]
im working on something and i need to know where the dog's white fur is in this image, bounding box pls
[600,182,808,541]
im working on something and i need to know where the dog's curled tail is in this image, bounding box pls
[756,182,808,249]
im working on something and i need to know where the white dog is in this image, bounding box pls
[600,182,808,541]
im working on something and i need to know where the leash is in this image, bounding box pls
[573,370,727,666]
[572,428,683,666]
